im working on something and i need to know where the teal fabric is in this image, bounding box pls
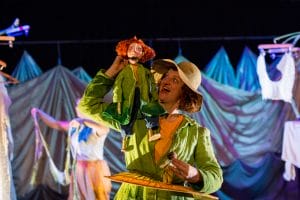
[192,72,293,166]
[72,66,92,84]
[203,47,237,87]
[236,47,260,92]
[11,50,43,83]
[174,48,190,63]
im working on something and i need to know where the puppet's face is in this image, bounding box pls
[127,42,144,64]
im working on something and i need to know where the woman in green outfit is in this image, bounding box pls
[77,56,223,199]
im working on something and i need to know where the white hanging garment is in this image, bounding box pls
[0,75,17,200]
[281,121,300,181]
[257,52,295,103]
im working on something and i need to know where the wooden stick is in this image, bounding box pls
[0,36,15,42]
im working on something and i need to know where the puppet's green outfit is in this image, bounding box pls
[78,70,223,200]
[102,64,164,127]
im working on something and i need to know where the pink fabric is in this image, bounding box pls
[68,160,112,200]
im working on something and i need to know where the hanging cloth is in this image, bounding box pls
[0,74,16,200]
[281,121,300,181]
[31,114,72,186]
[257,52,295,103]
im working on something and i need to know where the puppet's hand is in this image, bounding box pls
[145,116,159,130]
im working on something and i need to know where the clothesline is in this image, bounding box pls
[12,35,276,45]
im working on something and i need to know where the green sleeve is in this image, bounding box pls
[193,127,223,194]
[77,69,121,131]
[148,70,159,101]
[113,68,125,103]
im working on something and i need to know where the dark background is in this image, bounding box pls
[1,0,300,76]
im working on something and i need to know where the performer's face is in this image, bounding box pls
[158,69,184,108]
[127,43,144,64]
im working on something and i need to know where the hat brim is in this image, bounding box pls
[152,59,202,95]
[151,59,178,74]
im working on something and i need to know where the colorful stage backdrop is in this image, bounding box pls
[6,48,300,199]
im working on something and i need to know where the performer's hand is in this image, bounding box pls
[31,107,38,119]
[105,56,127,78]
[31,108,40,127]
[70,119,82,128]
[169,155,201,183]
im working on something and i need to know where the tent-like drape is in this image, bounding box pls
[236,46,260,92]
[11,50,43,83]
[203,46,237,87]
[174,47,190,63]
[72,66,92,84]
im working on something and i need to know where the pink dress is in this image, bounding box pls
[68,119,111,200]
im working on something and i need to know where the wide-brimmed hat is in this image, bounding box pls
[151,59,202,95]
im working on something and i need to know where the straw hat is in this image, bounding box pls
[151,59,202,95]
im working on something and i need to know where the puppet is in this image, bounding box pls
[102,36,164,151]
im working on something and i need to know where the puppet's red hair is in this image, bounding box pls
[115,36,155,63]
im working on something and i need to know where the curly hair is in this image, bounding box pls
[115,36,156,63]
[178,85,203,113]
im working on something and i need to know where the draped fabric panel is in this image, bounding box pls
[216,153,300,200]
[72,67,92,84]
[11,50,43,83]
[236,47,260,92]
[174,47,190,63]
[193,74,294,166]
[9,66,86,197]
[203,46,237,87]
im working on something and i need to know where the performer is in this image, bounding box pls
[0,70,17,200]
[31,105,112,200]
[78,57,223,199]
[101,36,164,151]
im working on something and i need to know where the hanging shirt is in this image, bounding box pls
[257,52,295,103]
[281,121,300,181]
[69,119,107,161]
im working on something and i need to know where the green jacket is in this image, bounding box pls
[78,69,223,200]
[102,64,164,125]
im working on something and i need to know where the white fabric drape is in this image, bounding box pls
[281,121,300,181]
[0,74,17,200]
